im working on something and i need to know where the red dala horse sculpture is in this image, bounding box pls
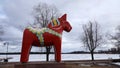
[20,14,72,63]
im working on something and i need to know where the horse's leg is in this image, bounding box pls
[54,41,61,62]
[20,31,33,63]
[20,38,32,63]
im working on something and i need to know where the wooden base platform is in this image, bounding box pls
[0,59,120,68]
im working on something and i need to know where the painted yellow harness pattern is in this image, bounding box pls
[27,27,61,45]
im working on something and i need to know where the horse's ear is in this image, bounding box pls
[60,14,67,21]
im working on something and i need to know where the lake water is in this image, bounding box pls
[0,54,120,62]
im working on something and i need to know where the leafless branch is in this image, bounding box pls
[32,2,60,28]
[81,21,103,60]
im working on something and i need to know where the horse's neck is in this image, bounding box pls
[47,21,63,34]
[49,26,63,34]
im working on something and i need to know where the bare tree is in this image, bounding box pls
[32,2,60,28]
[111,25,120,55]
[32,2,61,61]
[81,21,102,61]
[114,25,120,48]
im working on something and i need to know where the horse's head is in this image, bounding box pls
[48,14,72,32]
[59,14,72,32]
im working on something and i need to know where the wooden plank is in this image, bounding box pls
[0,64,14,68]
[0,61,120,68]
[15,63,66,68]
[0,59,120,68]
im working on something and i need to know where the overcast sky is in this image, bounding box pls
[0,0,120,52]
